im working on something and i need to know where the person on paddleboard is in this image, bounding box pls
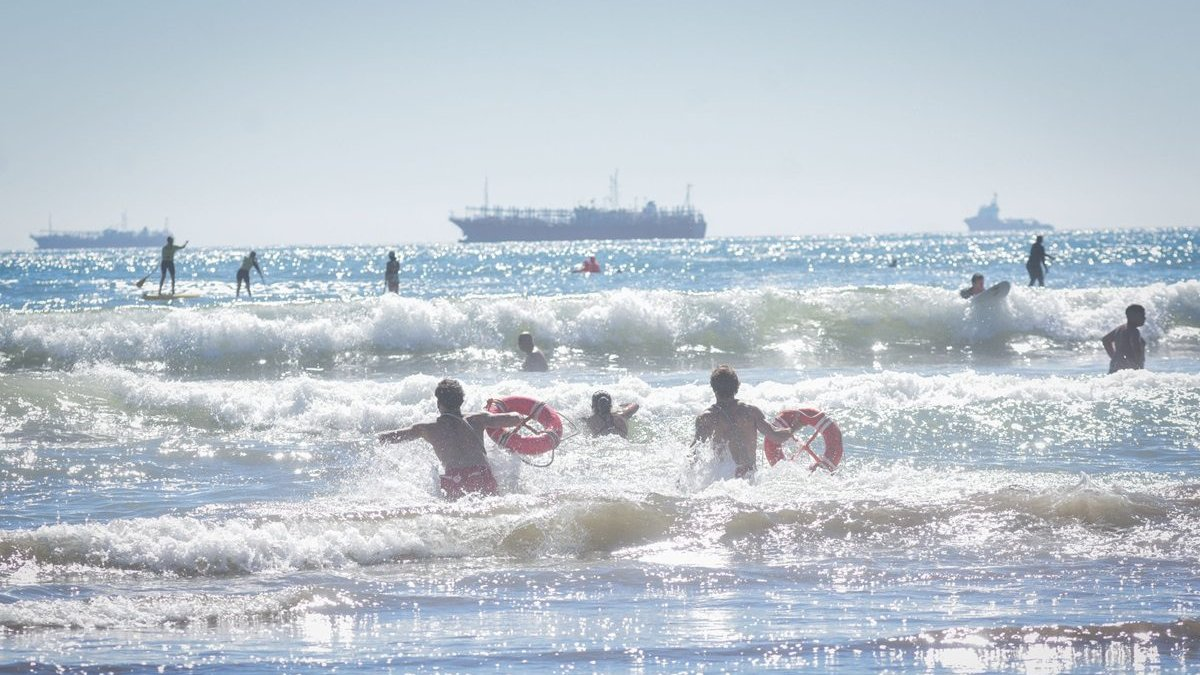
[692,365,796,478]
[585,390,639,438]
[518,331,549,372]
[158,236,188,296]
[234,249,262,296]
[385,251,400,293]
[376,379,528,499]
[959,272,985,299]
[1102,304,1146,374]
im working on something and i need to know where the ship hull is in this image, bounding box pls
[30,230,170,249]
[451,215,705,243]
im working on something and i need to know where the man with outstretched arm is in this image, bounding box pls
[692,365,795,478]
[377,378,526,499]
[158,235,188,296]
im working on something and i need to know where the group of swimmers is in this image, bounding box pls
[376,364,795,500]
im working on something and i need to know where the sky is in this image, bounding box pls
[0,0,1197,250]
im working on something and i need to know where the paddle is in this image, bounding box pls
[135,272,153,288]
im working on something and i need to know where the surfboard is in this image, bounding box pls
[972,281,1010,303]
[141,292,202,301]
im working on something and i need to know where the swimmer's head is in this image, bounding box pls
[710,365,740,398]
[591,391,613,415]
[167,236,174,244]
[518,332,534,353]
[388,251,396,260]
[434,378,465,412]
[1126,304,1146,327]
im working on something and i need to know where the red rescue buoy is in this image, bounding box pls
[485,396,564,455]
[763,408,843,472]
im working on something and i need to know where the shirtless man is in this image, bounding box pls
[692,365,795,478]
[585,390,640,438]
[959,273,985,299]
[235,250,264,298]
[518,331,549,372]
[376,379,526,499]
[158,236,188,296]
[1102,304,1146,374]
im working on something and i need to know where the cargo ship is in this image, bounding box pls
[450,176,706,242]
[965,195,1054,232]
[30,215,170,249]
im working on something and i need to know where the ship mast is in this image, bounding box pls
[609,170,620,209]
[685,184,693,210]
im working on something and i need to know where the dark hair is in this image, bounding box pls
[434,378,465,410]
[710,365,739,398]
[591,391,612,415]
[1126,304,1145,320]
[388,251,396,260]
[971,273,984,282]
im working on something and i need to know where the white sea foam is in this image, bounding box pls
[2,282,1196,369]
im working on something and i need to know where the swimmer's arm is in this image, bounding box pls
[1102,327,1119,359]
[1131,328,1145,368]
[755,410,793,443]
[468,411,525,429]
[616,402,640,419]
[377,422,432,444]
[691,413,715,447]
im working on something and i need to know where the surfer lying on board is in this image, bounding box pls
[158,236,188,296]
[376,379,528,499]
[959,273,985,299]
[585,391,639,438]
[1102,304,1146,374]
[692,365,795,478]
[236,251,264,298]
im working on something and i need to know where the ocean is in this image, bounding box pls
[2,229,1199,672]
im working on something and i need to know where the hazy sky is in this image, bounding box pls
[1,1,1196,250]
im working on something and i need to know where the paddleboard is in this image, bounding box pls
[141,292,202,301]
[972,281,1010,303]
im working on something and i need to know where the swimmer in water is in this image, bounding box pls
[376,378,527,499]
[959,273,985,299]
[518,331,549,372]
[584,391,640,438]
[692,365,795,478]
[1102,304,1146,374]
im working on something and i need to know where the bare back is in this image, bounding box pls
[423,413,490,470]
[694,400,767,471]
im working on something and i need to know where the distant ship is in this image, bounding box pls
[965,194,1054,232]
[30,215,170,249]
[450,175,706,242]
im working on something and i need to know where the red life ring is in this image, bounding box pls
[484,396,564,455]
[763,408,843,472]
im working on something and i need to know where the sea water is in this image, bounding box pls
[1,230,1199,672]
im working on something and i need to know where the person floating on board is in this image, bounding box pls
[1102,304,1146,374]
[376,378,527,499]
[692,365,795,478]
[959,273,985,299]
[385,251,400,294]
[158,236,188,296]
[235,251,264,298]
[574,256,601,273]
[1026,235,1054,287]
[518,331,549,372]
[585,391,640,438]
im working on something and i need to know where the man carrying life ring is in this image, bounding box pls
[692,365,796,478]
[376,379,528,499]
